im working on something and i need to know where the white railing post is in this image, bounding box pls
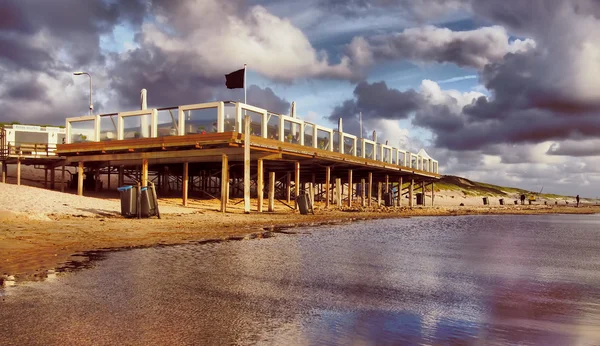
[151,109,158,138]
[217,102,225,133]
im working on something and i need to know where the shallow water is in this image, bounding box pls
[2,214,600,345]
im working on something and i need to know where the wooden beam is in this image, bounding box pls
[94,169,100,192]
[385,175,389,193]
[220,154,228,212]
[44,168,48,189]
[422,180,425,206]
[77,161,84,196]
[367,172,372,207]
[398,177,403,207]
[286,172,291,204]
[377,182,382,206]
[17,158,21,186]
[294,161,300,210]
[257,159,264,212]
[347,169,353,207]
[268,171,275,212]
[244,115,251,214]
[183,161,189,206]
[118,165,124,187]
[409,179,414,208]
[336,178,342,207]
[308,182,315,209]
[431,182,435,206]
[325,166,331,208]
[141,158,149,187]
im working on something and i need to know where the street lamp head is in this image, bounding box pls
[73,71,84,75]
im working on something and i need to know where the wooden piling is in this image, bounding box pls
[60,165,65,192]
[268,171,275,212]
[1,162,6,183]
[361,178,366,207]
[431,182,435,206]
[325,166,331,208]
[142,158,148,187]
[286,172,291,204]
[377,182,382,206]
[257,159,264,212]
[17,158,21,186]
[367,172,373,207]
[409,179,414,207]
[336,178,342,207]
[398,177,403,207]
[183,161,189,206]
[347,169,353,207]
[50,166,55,190]
[294,161,300,210]
[44,167,48,189]
[385,174,389,193]
[77,161,84,196]
[220,154,228,212]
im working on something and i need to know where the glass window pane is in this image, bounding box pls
[70,120,95,143]
[99,115,117,141]
[283,120,301,144]
[317,129,331,150]
[267,114,280,140]
[304,123,314,147]
[343,137,355,155]
[365,142,374,160]
[156,108,179,137]
[183,108,218,134]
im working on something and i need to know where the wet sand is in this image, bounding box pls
[1,195,599,284]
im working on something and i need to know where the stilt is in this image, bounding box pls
[377,182,382,206]
[431,182,435,206]
[398,177,403,207]
[50,166,55,190]
[409,179,414,208]
[220,154,228,212]
[257,159,264,212]
[183,162,189,206]
[44,167,48,189]
[77,161,84,196]
[107,165,111,190]
[368,172,373,207]
[347,169,353,207]
[1,162,6,183]
[308,182,315,208]
[94,169,100,192]
[361,178,366,207]
[336,178,342,207]
[385,175,389,193]
[17,158,21,186]
[325,166,331,208]
[268,171,275,212]
[286,172,291,204]
[118,165,124,187]
[244,115,251,214]
[294,161,300,210]
[61,165,65,192]
[142,158,148,187]
[422,180,425,206]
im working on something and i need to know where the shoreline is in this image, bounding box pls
[2,203,599,286]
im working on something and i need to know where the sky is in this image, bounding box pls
[1,0,600,196]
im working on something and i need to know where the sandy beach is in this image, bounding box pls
[1,168,598,284]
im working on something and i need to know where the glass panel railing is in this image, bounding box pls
[316,129,331,150]
[365,142,375,160]
[343,137,355,156]
[391,149,397,164]
[356,141,363,157]
[383,147,391,163]
[304,123,314,147]
[99,114,117,141]
[243,109,263,136]
[157,108,179,137]
[123,114,151,139]
[333,131,341,152]
[376,144,382,161]
[224,104,237,132]
[70,120,96,143]
[267,113,280,140]
[283,119,301,144]
[183,108,218,135]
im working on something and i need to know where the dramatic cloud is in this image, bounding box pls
[347,25,535,70]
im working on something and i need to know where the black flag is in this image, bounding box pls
[225,68,245,89]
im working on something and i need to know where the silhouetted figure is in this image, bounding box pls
[576,194,580,207]
[520,194,526,205]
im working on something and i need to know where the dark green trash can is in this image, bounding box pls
[117,185,137,218]
[296,194,313,215]
[416,193,424,205]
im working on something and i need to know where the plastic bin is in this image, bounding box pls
[117,186,137,217]
[416,193,424,205]
[140,185,158,217]
[296,194,313,215]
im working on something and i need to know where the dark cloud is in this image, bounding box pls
[246,85,290,114]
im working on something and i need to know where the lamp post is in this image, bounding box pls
[73,72,93,116]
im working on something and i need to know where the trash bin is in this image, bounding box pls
[296,194,312,215]
[416,193,424,205]
[140,186,156,217]
[117,185,137,217]
[499,198,504,205]
[514,200,518,205]
[482,197,489,205]
[383,192,394,207]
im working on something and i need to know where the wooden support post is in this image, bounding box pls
[17,159,21,186]
[220,154,228,212]
[77,161,84,196]
[294,161,300,210]
[257,159,264,212]
[107,165,111,190]
[409,179,414,208]
[244,115,251,214]
[60,165,65,192]
[50,166,55,190]
[268,171,275,212]
[94,169,100,192]
[398,177,403,207]
[361,178,366,207]
[385,175,389,193]
[431,182,435,206]
[325,166,331,208]
[118,165,124,187]
[367,172,373,207]
[142,158,148,187]
[183,162,189,207]
[1,162,6,183]
[377,182,382,206]
[335,178,342,207]
[308,182,315,208]
[347,169,353,207]
[286,172,291,204]
[422,180,425,206]
[44,168,48,189]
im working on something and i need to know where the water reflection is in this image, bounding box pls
[1,215,600,345]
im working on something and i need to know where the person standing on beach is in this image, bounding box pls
[576,194,580,207]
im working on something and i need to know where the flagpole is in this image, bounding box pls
[244,64,247,104]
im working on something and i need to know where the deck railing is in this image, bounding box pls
[65,101,439,174]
